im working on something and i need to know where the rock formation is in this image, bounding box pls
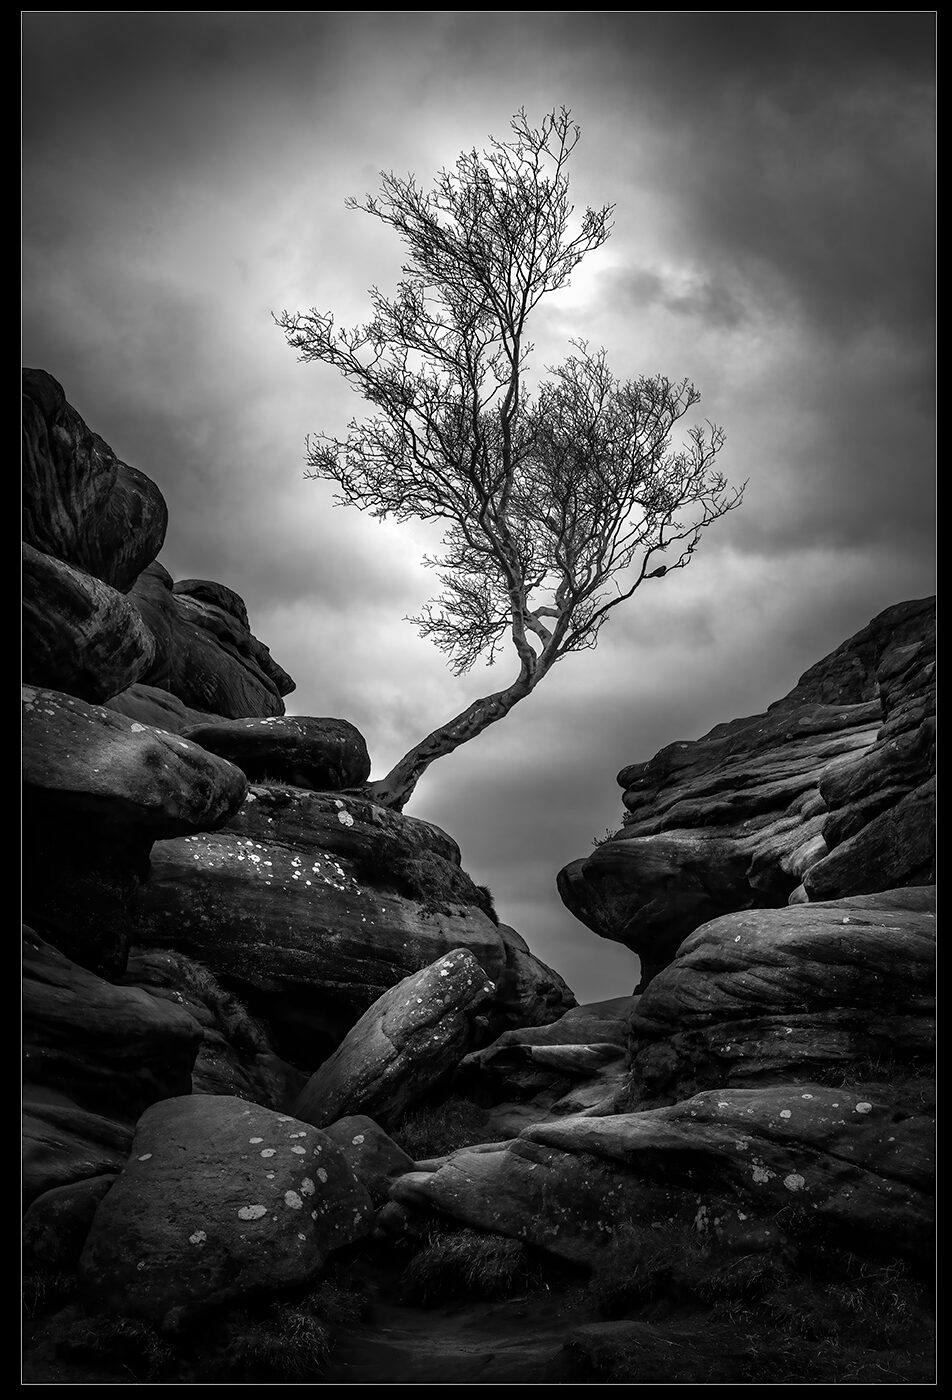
[558,597,934,986]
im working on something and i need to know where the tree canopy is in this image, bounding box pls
[278,108,744,810]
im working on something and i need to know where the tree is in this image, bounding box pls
[277,108,744,812]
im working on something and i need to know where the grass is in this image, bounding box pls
[576,1219,934,1384]
[389,1095,492,1160]
[400,1228,533,1304]
[48,1313,175,1382]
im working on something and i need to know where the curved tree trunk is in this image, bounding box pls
[366,675,536,812]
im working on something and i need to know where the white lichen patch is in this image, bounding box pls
[238,1205,267,1221]
[855,1102,873,1114]
[284,1191,303,1209]
[316,1167,328,1183]
[352,1135,365,1146]
[301,1178,315,1197]
[779,1110,792,1119]
[137,1153,153,1162]
[751,1160,774,1184]
[783,1174,806,1192]
[260,1149,276,1158]
[189,1230,207,1245]
[130,722,146,732]
[291,1146,306,1155]
[337,810,355,827]
[289,1131,307,1139]
[249,1137,263,1144]
[801,1093,814,1100]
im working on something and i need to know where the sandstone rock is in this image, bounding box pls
[322,1116,416,1201]
[559,598,935,985]
[490,924,577,1035]
[130,561,294,718]
[80,1096,373,1327]
[23,1102,132,1207]
[23,931,201,1119]
[391,1084,933,1268]
[22,685,247,974]
[293,951,496,1131]
[22,1175,115,1271]
[105,683,225,733]
[23,685,248,839]
[119,949,305,1108]
[131,786,571,1059]
[182,715,371,791]
[627,888,935,1104]
[22,543,156,703]
[459,997,633,1105]
[22,368,168,591]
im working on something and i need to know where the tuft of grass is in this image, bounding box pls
[50,1313,175,1382]
[139,949,271,1058]
[389,1096,492,1160]
[214,1305,332,1381]
[400,1228,532,1304]
[589,1222,719,1316]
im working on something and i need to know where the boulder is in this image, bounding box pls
[558,598,935,985]
[22,685,247,974]
[293,950,496,1131]
[23,1102,133,1207]
[22,543,156,703]
[130,561,294,718]
[130,785,572,1060]
[627,887,935,1104]
[105,683,225,734]
[391,1084,934,1268]
[22,1175,115,1272]
[458,997,634,1108]
[322,1116,416,1200]
[182,715,371,792]
[79,1096,373,1328]
[23,930,201,1119]
[22,368,168,591]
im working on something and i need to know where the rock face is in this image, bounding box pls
[182,715,371,791]
[22,685,247,975]
[23,368,169,592]
[293,951,496,1132]
[391,1083,933,1269]
[627,888,935,1106]
[105,683,227,733]
[559,598,935,986]
[80,1096,373,1328]
[23,931,201,1120]
[22,544,156,703]
[131,785,574,1059]
[118,949,304,1109]
[129,561,294,719]
[23,1103,133,1208]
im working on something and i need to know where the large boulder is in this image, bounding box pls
[626,887,935,1105]
[559,598,935,985]
[80,1096,373,1328]
[22,685,247,975]
[129,561,294,718]
[22,368,168,592]
[322,1116,416,1201]
[23,930,201,1120]
[293,950,496,1131]
[390,1084,934,1269]
[182,715,371,792]
[130,785,573,1060]
[22,543,156,703]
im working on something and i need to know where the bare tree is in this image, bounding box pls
[277,108,744,811]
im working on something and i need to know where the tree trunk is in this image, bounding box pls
[366,676,535,812]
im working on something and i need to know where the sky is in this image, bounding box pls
[22,13,935,1003]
